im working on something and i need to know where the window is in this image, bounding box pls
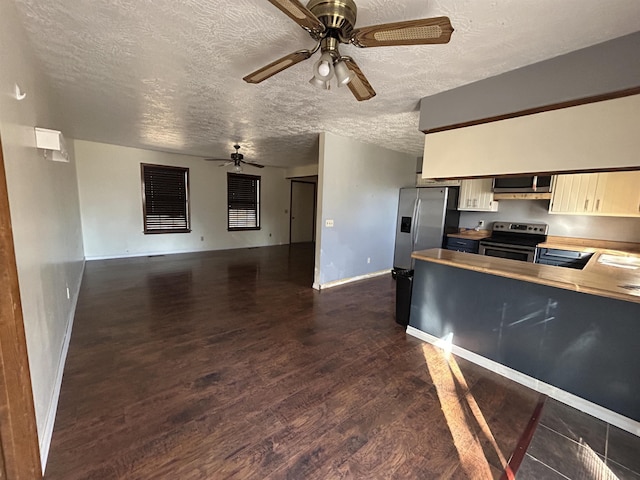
[141,164,190,234]
[227,173,260,231]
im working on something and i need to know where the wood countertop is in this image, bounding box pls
[538,236,640,254]
[447,229,491,240]
[412,248,640,304]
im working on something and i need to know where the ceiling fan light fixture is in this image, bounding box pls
[317,60,331,77]
[334,59,353,86]
[309,76,329,90]
[313,52,335,81]
[233,163,243,172]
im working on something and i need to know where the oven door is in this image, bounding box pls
[479,241,536,263]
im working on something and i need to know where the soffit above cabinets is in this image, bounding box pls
[421,94,640,179]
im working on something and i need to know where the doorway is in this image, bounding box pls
[290,180,317,244]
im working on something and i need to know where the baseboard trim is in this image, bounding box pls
[40,260,85,470]
[85,243,290,261]
[316,269,390,290]
[406,326,640,437]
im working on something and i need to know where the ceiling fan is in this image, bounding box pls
[204,145,265,172]
[243,0,454,101]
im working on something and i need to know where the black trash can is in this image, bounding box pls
[395,269,414,327]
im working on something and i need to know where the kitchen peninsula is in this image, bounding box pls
[407,248,640,433]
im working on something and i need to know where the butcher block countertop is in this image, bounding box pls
[446,229,491,240]
[412,248,640,304]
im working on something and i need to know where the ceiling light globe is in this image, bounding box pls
[313,52,335,81]
[318,61,331,77]
[309,76,329,90]
[334,60,354,87]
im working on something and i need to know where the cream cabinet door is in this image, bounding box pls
[550,171,640,216]
[597,171,640,216]
[550,173,600,213]
[458,179,499,211]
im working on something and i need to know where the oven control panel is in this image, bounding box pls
[492,222,549,235]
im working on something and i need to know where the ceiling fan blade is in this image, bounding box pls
[266,0,325,36]
[350,17,454,47]
[243,50,313,84]
[217,161,233,167]
[342,58,376,102]
[204,158,231,162]
[240,160,265,169]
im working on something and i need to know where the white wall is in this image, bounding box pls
[75,140,291,258]
[314,132,416,288]
[0,0,85,467]
[460,200,640,242]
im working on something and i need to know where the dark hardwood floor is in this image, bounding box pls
[45,244,542,479]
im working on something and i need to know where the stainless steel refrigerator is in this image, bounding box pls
[393,187,460,272]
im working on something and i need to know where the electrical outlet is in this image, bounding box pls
[325,219,334,228]
[478,220,485,227]
[367,257,371,264]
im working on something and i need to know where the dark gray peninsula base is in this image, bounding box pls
[408,249,640,433]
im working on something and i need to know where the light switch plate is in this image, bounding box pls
[325,219,334,228]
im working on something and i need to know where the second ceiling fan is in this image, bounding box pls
[205,145,265,172]
[243,0,454,101]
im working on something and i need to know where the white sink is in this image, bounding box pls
[597,254,640,269]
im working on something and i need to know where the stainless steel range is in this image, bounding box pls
[479,222,549,263]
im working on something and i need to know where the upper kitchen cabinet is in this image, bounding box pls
[550,171,640,217]
[458,179,499,212]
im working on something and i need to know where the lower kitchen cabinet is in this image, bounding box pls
[458,178,499,212]
[445,236,480,253]
[550,171,640,217]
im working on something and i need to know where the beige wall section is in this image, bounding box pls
[75,140,291,259]
[422,94,640,178]
[286,164,318,178]
[0,0,85,467]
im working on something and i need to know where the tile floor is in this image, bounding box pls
[519,398,640,479]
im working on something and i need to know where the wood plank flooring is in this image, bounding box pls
[45,244,541,479]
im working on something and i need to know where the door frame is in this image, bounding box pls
[289,179,317,245]
[0,135,42,478]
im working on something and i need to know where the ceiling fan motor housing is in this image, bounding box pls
[307,0,357,42]
[231,145,243,161]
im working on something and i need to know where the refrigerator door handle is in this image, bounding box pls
[409,198,419,252]
[413,198,422,249]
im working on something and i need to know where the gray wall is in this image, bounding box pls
[0,0,85,465]
[314,132,416,288]
[460,201,640,242]
[419,32,640,132]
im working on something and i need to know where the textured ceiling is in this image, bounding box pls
[11,0,640,167]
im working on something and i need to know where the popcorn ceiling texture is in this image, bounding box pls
[11,0,640,167]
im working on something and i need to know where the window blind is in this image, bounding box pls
[142,164,190,233]
[228,173,260,231]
